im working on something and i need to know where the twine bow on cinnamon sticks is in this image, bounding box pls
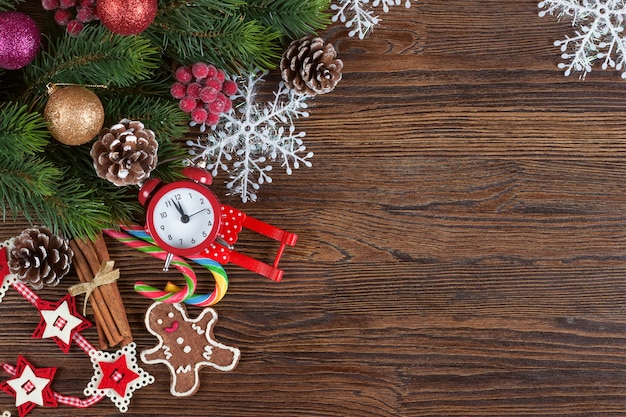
[69,260,119,316]
[68,235,132,350]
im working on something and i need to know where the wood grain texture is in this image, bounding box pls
[4,1,626,416]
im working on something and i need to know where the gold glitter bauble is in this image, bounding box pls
[44,85,105,146]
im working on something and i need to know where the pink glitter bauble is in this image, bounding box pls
[97,0,158,36]
[0,12,41,70]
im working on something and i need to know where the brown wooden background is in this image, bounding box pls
[4,1,626,416]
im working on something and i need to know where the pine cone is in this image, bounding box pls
[280,35,343,96]
[9,226,74,290]
[91,119,158,186]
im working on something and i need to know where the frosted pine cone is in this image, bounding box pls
[9,226,74,290]
[91,119,158,186]
[280,35,343,96]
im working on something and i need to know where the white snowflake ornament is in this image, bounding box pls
[539,0,626,78]
[331,0,412,39]
[187,70,312,203]
[373,0,412,13]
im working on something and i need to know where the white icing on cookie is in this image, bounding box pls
[176,365,191,374]
[162,345,172,360]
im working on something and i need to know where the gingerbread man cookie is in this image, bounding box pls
[141,302,240,397]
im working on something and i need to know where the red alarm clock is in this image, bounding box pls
[138,167,298,281]
[139,166,221,257]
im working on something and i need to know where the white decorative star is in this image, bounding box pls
[6,365,51,408]
[40,300,84,345]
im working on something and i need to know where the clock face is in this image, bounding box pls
[147,182,221,255]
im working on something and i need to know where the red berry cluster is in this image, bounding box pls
[171,63,238,129]
[42,0,97,37]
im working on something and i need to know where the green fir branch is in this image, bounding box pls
[34,178,118,240]
[22,26,161,107]
[107,58,176,98]
[101,94,189,141]
[158,0,245,15]
[241,0,332,40]
[147,1,282,72]
[0,0,22,11]
[0,153,61,214]
[43,144,143,237]
[0,148,135,239]
[151,140,188,183]
[0,102,50,157]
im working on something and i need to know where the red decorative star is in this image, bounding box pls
[97,354,140,397]
[0,246,8,277]
[0,356,57,417]
[33,294,91,353]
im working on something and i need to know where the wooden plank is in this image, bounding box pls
[3,1,626,415]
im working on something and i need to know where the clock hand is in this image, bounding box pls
[188,208,208,218]
[171,199,190,223]
[171,199,184,215]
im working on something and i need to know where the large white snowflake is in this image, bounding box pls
[331,0,412,39]
[539,0,626,78]
[187,71,312,203]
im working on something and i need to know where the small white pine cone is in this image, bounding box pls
[9,226,73,290]
[280,35,344,96]
[91,118,158,186]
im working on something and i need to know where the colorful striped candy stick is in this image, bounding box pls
[185,254,228,306]
[120,225,229,306]
[103,228,196,303]
[105,226,228,306]
[161,257,228,307]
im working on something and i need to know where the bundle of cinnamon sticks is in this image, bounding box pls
[69,233,132,350]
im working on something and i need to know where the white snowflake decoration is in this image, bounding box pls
[331,0,412,39]
[187,70,312,203]
[539,0,626,78]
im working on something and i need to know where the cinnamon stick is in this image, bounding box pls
[90,234,133,345]
[71,241,107,346]
[70,240,114,349]
[75,236,133,346]
[94,318,108,350]
[92,234,110,262]
[70,240,125,347]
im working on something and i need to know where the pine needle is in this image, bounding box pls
[0,102,50,157]
[242,0,332,40]
[147,0,283,72]
[22,26,161,107]
[0,0,22,11]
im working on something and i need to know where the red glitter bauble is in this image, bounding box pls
[97,0,157,36]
